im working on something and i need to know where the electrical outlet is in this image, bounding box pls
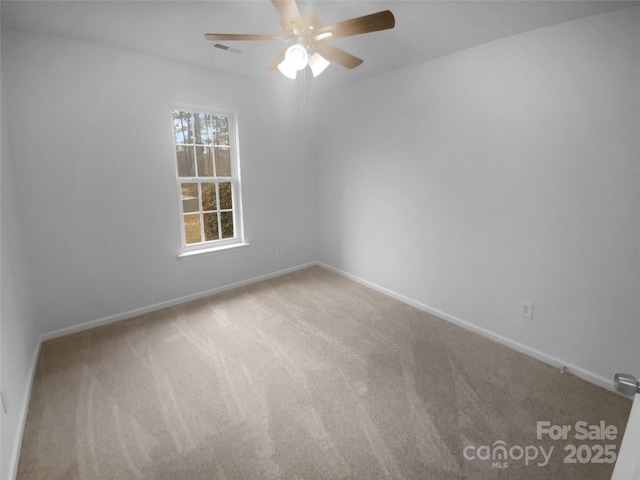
[276,245,283,255]
[1,387,8,414]
[519,301,534,319]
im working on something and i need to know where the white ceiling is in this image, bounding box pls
[2,0,639,89]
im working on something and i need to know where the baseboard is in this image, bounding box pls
[35,258,617,386]
[318,262,614,393]
[9,262,318,480]
[7,340,41,480]
[7,262,320,479]
[41,261,319,342]
[10,259,616,479]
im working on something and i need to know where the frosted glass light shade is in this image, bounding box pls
[285,44,309,70]
[277,44,309,79]
[277,61,297,79]
[309,52,330,77]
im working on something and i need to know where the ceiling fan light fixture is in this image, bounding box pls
[277,61,298,79]
[277,43,308,79]
[309,52,330,77]
[285,43,309,70]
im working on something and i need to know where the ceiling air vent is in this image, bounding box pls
[213,43,242,54]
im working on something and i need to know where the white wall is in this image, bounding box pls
[2,31,318,338]
[1,32,318,478]
[315,6,640,386]
[1,77,41,480]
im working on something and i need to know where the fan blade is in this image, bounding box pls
[271,0,301,26]
[313,10,395,40]
[312,42,363,69]
[204,33,276,41]
[267,47,288,71]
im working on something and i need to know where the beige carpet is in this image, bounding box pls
[17,266,631,479]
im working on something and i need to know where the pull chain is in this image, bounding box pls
[300,68,307,109]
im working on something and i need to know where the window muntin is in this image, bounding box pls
[173,108,242,250]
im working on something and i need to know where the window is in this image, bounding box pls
[172,107,245,256]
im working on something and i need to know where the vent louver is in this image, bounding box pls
[213,43,242,54]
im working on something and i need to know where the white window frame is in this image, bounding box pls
[171,105,247,259]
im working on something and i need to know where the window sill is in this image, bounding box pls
[177,242,250,261]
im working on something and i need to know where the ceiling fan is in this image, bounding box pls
[204,0,395,79]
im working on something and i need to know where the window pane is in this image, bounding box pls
[201,183,217,211]
[220,211,234,238]
[184,214,201,244]
[194,113,212,145]
[212,116,229,146]
[173,109,241,249]
[196,147,214,177]
[214,148,231,177]
[219,182,232,210]
[181,183,199,213]
[204,213,219,241]
[174,111,193,144]
[176,146,195,177]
